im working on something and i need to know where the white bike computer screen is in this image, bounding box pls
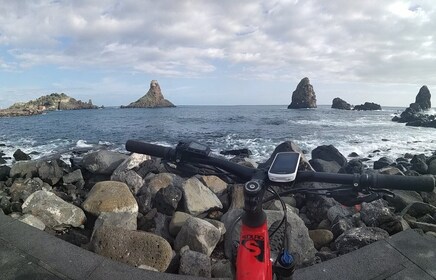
[269,152,300,174]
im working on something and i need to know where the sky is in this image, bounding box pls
[0,0,435,108]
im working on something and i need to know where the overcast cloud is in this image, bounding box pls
[0,0,435,107]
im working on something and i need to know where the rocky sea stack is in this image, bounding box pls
[331,98,352,110]
[288,77,317,109]
[122,80,175,108]
[392,86,435,128]
[353,102,382,111]
[0,93,98,117]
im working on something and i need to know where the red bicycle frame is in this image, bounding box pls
[236,222,272,280]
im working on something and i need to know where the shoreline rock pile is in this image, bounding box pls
[0,143,435,278]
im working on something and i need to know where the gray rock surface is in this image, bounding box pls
[199,175,228,194]
[82,150,128,175]
[93,211,137,234]
[288,77,317,109]
[62,169,84,185]
[110,153,150,194]
[22,190,86,230]
[181,177,222,216]
[311,145,347,167]
[178,247,211,277]
[144,173,179,195]
[17,213,46,230]
[37,160,64,185]
[309,229,334,249]
[91,226,173,272]
[334,227,389,254]
[9,161,39,178]
[174,217,221,256]
[153,185,182,215]
[9,178,44,202]
[169,211,193,236]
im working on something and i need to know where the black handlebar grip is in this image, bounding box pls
[373,174,435,192]
[126,140,174,159]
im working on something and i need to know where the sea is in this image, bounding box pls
[0,105,435,165]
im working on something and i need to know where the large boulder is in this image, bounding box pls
[121,80,176,108]
[38,160,64,185]
[181,177,222,216]
[82,181,138,215]
[22,190,86,230]
[9,178,45,202]
[82,150,128,175]
[311,145,347,167]
[13,149,31,161]
[91,226,173,272]
[179,247,211,277]
[17,213,46,230]
[9,161,39,179]
[174,217,221,256]
[331,98,352,110]
[287,77,317,109]
[143,173,181,195]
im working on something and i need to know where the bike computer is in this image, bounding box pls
[268,152,301,182]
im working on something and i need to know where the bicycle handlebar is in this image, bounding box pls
[126,140,435,192]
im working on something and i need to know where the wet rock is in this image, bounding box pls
[13,149,31,161]
[288,77,317,109]
[22,190,86,230]
[169,211,193,236]
[199,175,228,194]
[9,161,38,179]
[92,226,172,272]
[334,227,389,254]
[82,150,128,175]
[178,247,211,277]
[110,153,150,194]
[17,213,46,230]
[153,185,182,215]
[181,177,222,216]
[82,181,138,216]
[309,229,334,249]
[38,160,64,185]
[311,145,347,167]
[174,217,221,256]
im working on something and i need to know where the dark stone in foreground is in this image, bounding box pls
[13,149,31,161]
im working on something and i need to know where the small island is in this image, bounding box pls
[287,77,317,109]
[0,93,98,117]
[121,80,175,108]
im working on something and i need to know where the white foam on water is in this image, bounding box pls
[76,140,93,148]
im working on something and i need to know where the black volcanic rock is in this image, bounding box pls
[122,80,175,108]
[287,77,317,109]
[353,102,381,111]
[392,85,435,128]
[415,86,431,110]
[332,98,352,110]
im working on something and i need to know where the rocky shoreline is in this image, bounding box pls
[0,142,435,278]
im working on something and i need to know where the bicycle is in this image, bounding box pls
[125,140,435,280]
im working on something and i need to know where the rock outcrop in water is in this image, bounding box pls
[353,102,381,111]
[1,93,98,117]
[331,98,352,110]
[288,77,317,109]
[392,86,435,128]
[122,80,175,108]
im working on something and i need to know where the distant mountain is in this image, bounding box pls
[121,80,175,108]
[8,93,98,111]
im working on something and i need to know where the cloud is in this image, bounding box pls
[0,0,435,84]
